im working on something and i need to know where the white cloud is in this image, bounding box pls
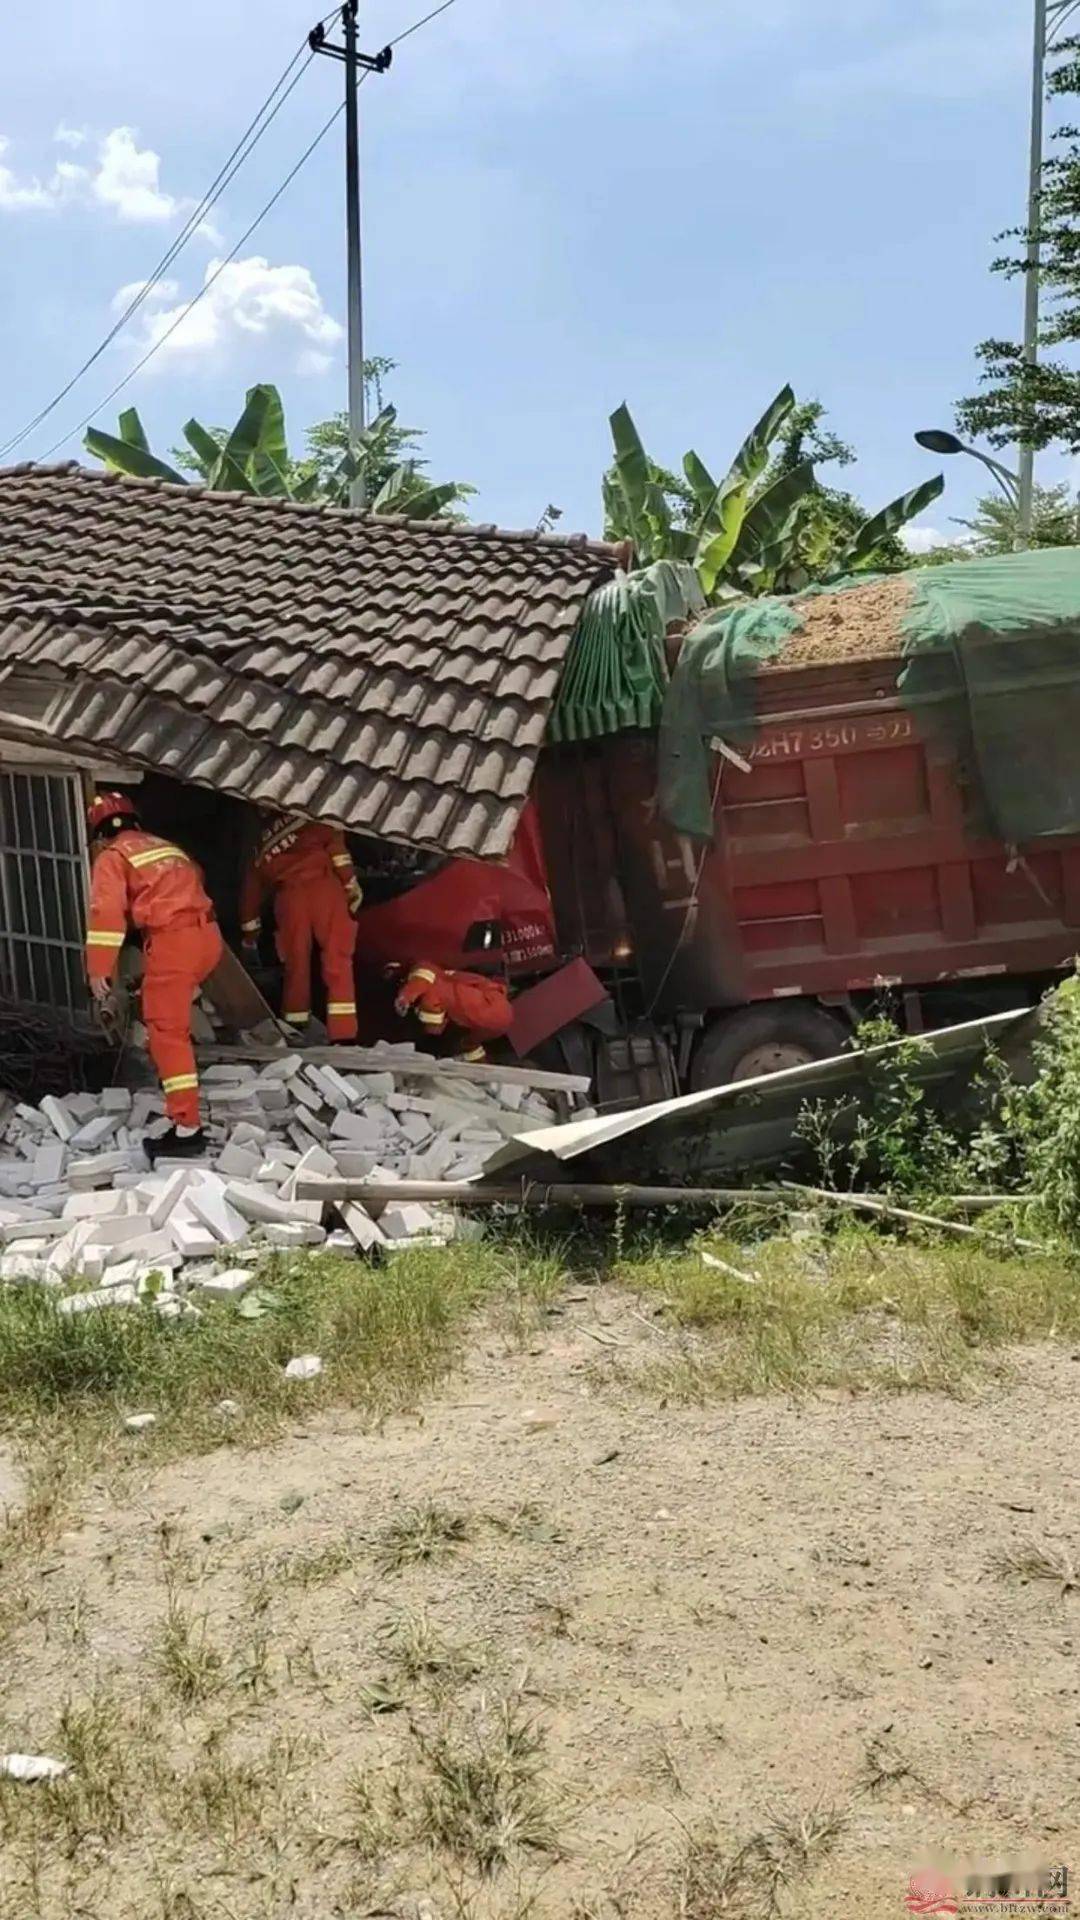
[900,525,949,554]
[118,256,343,374]
[0,126,190,223]
[91,125,177,222]
[0,135,66,210]
[53,122,88,148]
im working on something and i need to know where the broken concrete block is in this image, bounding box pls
[81,1215,160,1251]
[143,1167,198,1230]
[225,1181,322,1227]
[46,1221,98,1275]
[31,1141,67,1186]
[68,1151,134,1189]
[58,1285,139,1315]
[293,1142,339,1179]
[0,1754,69,1782]
[329,1110,385,1149]
[188,1179,251,1247]
[258,1054,303,1082]
[263,1221,327,1249]
[190,1267,258,1301]
[229,1122,270,1148]
[283,1353,323,1380]
[100,1087,133,1113]
[257,1083,292,1113]
[380,1203,438,1241]
[62,1188,132,1222]
[339,1202,387,1252]
[39,1096,77,1142]
[166,1207,220,1259]
[330,1149,376,1180]
[69,1114,120,1153]
[290,1075,325,1114]
[406,1136,456,1180]
[0,1252,54,1285]
[215,1141,262,1180]
[203,1065,258,1086]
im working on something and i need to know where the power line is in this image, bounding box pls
[37,97,351,462]
[390,0,458,46]
[28,0,463,465]
[0,39,316,461]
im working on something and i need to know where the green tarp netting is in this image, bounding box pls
[658,546,1080,843]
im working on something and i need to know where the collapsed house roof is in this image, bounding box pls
[0,464,618,858]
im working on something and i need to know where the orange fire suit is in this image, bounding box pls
[395,962,512,1061]
[240,818,360,1041]
[86,831,222,1129]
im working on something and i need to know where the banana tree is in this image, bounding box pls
[84,385,474,518]
[601,390,944,601]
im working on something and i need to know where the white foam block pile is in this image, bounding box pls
[0,1052,558,1312]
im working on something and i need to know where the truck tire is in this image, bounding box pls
[690,1003,850,1090]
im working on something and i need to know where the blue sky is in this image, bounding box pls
[0,0,1055,544]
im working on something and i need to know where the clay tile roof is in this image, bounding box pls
[0,463,618,857]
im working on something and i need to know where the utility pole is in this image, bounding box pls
[309,9,391,508]
[1018,0,1049,549]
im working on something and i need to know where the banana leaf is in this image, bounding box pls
[118,407,149,451]
[291,469,322,502]
[253,384,288,473]
[833,473,945,574]
[734,459,815,556]
[682,449,716,511]
[210,385,274,485]
[250,450,293,498]
[694,490,753,595]
[84,427,186,485]
[717,383,796,499]
[390,479,466,520]
[182,418,224,478]
[608,403,651,553]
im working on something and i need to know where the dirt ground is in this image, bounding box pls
[2,1284,1079,1919]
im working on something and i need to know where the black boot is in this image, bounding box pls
[145,1126,208,1165]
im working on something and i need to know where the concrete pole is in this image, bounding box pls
[343,1,366,508]
[1017,0,1048,549]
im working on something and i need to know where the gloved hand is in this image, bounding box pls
[346,878,363,916]
[89,976,113,1004]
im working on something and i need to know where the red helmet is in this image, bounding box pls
[86,791,138,836]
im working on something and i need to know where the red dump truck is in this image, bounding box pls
[533,614,1080,1099]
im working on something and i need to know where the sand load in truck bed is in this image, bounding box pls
[761,574,913,670]
[660,546,1080,842]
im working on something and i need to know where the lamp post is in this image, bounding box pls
[1017,0,1080,544]
[914,429,1022,523]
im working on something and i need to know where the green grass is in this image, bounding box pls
[611,1223,1080,1400]
[0,1244,534,1442]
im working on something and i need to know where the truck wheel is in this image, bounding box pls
[690,1004,850,1090]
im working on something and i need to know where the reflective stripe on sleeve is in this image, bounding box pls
[86,930,125,948]
[127,844,190,869]
[409,968,438,984]
[331,853,352,868]
[283,1011,310,1024]
[162,1073,199,1093]
[326,1002,356,1015]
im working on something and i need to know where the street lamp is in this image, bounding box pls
[914,429,1021,511]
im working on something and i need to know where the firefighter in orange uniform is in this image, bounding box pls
[393,961,512,1062]
[84,792,223,1161]
[239,812,362,1041]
